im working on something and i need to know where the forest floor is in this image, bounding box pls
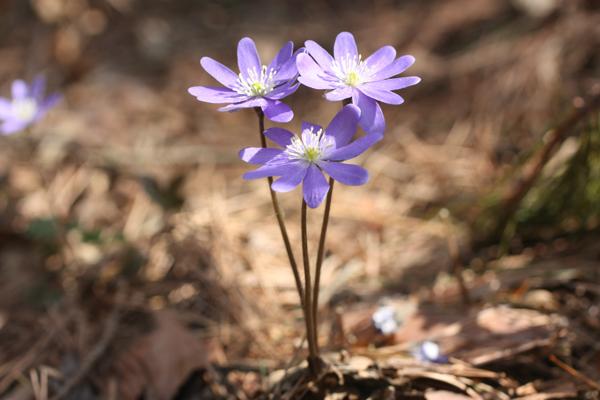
[1,0,600,399]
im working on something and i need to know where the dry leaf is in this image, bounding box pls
[425,390,473,400]
[113,310,212,400]
[515,380,578,400]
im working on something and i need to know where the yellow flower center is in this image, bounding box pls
[286,127,334,163]
[12,98,38,123]
[235,65,277,97]
[331,54,373,87]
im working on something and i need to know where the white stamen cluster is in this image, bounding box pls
[12,98,38,123]
[286,127,334,163]
[235,65,277,97]
[331,53,373,87]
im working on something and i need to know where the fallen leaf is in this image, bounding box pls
[389,305,561,366]
[425,390,473,400]
[113,310,213,400]
[514,380,578,400]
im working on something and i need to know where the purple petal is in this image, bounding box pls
[305,40,334,69]
[358,86,404,105]
[201,57,240,88]
[243,162,294,180]
[262,99,293,123]
[271,162,309,192]
[276,48,305,82]
[218,97,268,111]
[364,46,396,76]
[297,54,336,90]
[219,107,241,114]
[239,147,285,165]
[30,75,46,101]
[1,119,27,135]
[264,127,295,148]
[324,87,352,101]
[237,38,261,80]
[364,76,420,91]
[372,55,415,81]
[303,164,329,208]
[353,89,385,135]
[301,121,323,136]
[319,162,369,186]
[323,104,360,148]
[34,93,61,121]
[268,41,293,77]
[188,86,246,104]
[334,32,358,62]
[0,98,12,120]
[11,80,28,100]
[41,92,61,110]
[418,341,449,364]
[327,133,382,161]
[267,81,300,100]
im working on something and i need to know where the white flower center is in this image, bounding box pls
[286,127,334,163]
[235,65,277,97]
[422,341,442,360]
[331,53,373,87]
[12,98,38,123]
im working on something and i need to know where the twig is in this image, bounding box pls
[283,369,309,400]
[272,333,307,399]
[440,208,471,304]
[0,316,65,394]
[49,283,126,400]
[549,354,600,391]
[502,92,600,219]
[30,369,41,400]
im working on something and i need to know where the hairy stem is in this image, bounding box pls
[301,199,319,377]
[254,108,305,309]
[312,178,334,343]
[310,97,352,343]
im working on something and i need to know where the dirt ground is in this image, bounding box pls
[1,0,600,399]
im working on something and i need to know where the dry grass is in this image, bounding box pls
[1,0,600,398]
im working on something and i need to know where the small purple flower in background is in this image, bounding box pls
[415,341,449,364]
[297,32,420,135]
[189,38,304,123]
[372,306,398,334]
[0,76,61,135]
[239,104,381,208]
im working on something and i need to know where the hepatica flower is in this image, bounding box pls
[372,306,399,335]
[189,38,303,123]
[0,76,60,135]
[415,341,449,364]
[239,105,380,208]
[297,32,420,135]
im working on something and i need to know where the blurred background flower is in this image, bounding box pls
[1,1,600,398]
[0,76,60,134]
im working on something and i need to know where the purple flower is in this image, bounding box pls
[0,76,61,135]
[188,38,304,123]
[372,306,398,334]
[416,341,449,364]
[297,32,420,135]
[239,104,380,208]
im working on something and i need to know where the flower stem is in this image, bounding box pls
[253,108,305,310]
[312,178,334,341]
[301,199,319,377]
[311,98,351,345]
